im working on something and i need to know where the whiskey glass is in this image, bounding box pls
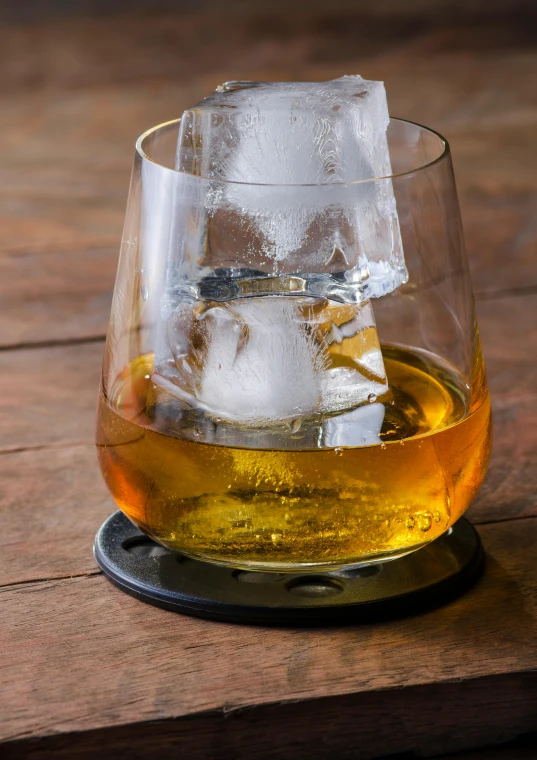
[96,118,492,573]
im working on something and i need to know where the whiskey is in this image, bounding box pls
[96,342,491,572]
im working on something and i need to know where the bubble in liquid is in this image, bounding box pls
[290,418,302,434]
[433,510,442,523]
[406,516,415,529]
[367,393,377,403]
[334,448,343,456]
[418,512,433,532]
[271,531,284,544]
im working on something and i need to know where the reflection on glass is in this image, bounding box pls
[96,117,491,572]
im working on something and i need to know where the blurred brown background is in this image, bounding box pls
[1,2,537,759]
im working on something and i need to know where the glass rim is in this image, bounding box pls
[136,116,450,186]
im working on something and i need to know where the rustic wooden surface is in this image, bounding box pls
[1,2,536,758]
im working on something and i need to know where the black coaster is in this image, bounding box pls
[94,511,484,626]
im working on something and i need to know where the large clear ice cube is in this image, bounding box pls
[158,76,406,426]
[154,297,389,426]
[177,76,407,297]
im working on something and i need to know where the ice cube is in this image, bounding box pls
[323,402,386,448]
[155,298,324,424]
[318,299,388,413]
[196,299,323,423]
[156,297,388,426]
[162,77,405,426]
[176,76,407,297]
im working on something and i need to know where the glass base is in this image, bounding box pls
[164,542,425,575]
[94,511,484,626]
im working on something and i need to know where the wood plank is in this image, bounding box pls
[0,444,110,587]
[469,394,537,524]
[3,674,537,759]
[1,517,536,752]
[4,72,534,180]
[476,292,537,399]
[0,342,103,451]
[0,14,535,289]
[0,245,116,347]
[462,188,537,298]
[1,7,535,757]
[0,37,534,353]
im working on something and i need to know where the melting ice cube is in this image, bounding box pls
[155,297,389,426]
[196,299,322,422]
[177,76,407,296]
[162,77,406,426]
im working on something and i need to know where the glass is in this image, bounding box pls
[96,117,492,572]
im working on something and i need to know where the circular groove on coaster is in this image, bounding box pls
[234,571,286,584]
[94,511,485,626]
[286,576,344,598]
[122,536,170,558]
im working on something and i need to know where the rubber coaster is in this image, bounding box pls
[94,511,484,626]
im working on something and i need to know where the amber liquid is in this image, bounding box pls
[97,343,491,571]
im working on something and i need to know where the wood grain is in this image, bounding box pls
[1,517,536,754]
[468,394,537,524]
[0,342,103,450]
[0,444,110,586]
[0,245,116,347]
[0,6,527,358]
[476,292,537,399]
[3,674,537,759]
[0,8,534,357]
[1,3,535,96]
[463,188,537,297]
[0,7,535,266]
[1,2,536,758]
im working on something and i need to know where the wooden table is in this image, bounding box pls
[1,2,536,757]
